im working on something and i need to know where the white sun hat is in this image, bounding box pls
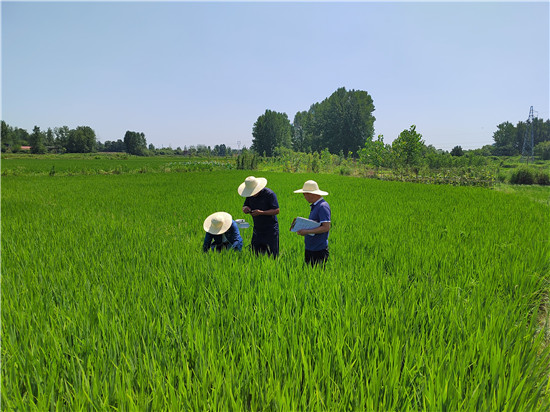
[293,180,329,196]
[238,176,267,197]
[203,212,233,235]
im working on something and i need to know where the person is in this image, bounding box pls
[202,211,243,252]
[293,180,331,266]
[238,176,280,257]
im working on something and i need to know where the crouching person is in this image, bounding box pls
[203,212,243,252]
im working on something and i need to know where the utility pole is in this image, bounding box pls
[521,106,535,164]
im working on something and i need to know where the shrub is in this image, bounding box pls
[509,167,535,185]
[535,170,550,186]
[339,165,352,175]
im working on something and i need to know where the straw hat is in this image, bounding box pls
[293,180,328,196]
[203,212,233,235]
[238,176,267,197]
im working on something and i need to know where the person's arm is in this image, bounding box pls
[297,221,330,236]
[203,232,213,252]
[250,208,279,217]
[243,198,252,214]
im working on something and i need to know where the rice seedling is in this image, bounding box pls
[2,170,549,410]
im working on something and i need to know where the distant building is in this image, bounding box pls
[20,146,31,151]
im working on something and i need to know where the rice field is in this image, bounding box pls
[2,169,549,410]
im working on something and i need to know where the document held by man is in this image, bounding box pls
[290,217,320,235]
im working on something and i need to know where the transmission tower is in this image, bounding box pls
[521,106,535,164]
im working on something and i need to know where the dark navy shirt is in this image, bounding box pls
[305,198,331,251]
[243,187,279,241]
[203,220,243,252]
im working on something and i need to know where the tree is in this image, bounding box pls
[359,134,387,169]
[103,139,126,152]
[291,87,375,156]
[54,126,70,151]
[213,144,227,156]
[252,109,292,157]
[492,121,518,155]
[1,121,14,152]
[392,125,425,167]
[12,127,29,151]
[124,131,147,155]
[67,126,96,153]
[45,128,55,147]
[292,111,313,152]
[29,126,46,154]
[318,87,375,156]
[534,141,550,160]
[450,145,464,156]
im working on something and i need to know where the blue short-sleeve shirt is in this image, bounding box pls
[305,198,331,251]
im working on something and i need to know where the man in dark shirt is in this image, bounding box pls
[238,176,280,257]
[202,211,243,252]
[293,180,331,266]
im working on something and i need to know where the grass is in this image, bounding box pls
[494,183,550,205]
[2,169,550,409]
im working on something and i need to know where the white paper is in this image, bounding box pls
[290,217,320,233]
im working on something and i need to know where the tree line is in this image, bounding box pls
[3,85,549,160]
[0,121,238,157]
[492,118,550,158]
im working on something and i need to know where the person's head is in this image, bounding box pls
[238,176,267,197]
[303,192,321,203]
[203,212,232,235]
[293,180,328,203]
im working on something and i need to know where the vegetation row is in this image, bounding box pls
[2,171,549,409]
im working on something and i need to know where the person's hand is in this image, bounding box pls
[243,206,251,214]
[250,209,263,217]
[296,229,309,236]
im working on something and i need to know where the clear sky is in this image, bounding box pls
[2,1,549,151]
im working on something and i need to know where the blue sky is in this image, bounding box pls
[2,1,549,151]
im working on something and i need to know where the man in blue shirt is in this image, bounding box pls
[238,176,280,257]
[202,211,243,252]
[293,180,331,266]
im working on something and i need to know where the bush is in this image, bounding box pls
[534,141,550,160]
[509,167,535,185]
[339,165,352,175]
[535,170,550,186]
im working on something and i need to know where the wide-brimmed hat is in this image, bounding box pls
[293,180,328,196]
[203,212,233,235]
[238,176,267,197]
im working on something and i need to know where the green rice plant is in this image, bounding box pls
[2,170,549,410]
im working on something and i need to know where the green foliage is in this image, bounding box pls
[252,109,292,157]
[492,117,550,156]
[535,169,550,185]
[29,126,46,154]
[392,125,425,167]
[292,87,375,156]
[510,167,535,185]
[123,130,147,156]
[2,171,549,409]
[235,150,257,170]
[67,126,97,153]
[359,135,387,169]
[450,145,464,156]
[507,167,550,185]
[534,141,550,160]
